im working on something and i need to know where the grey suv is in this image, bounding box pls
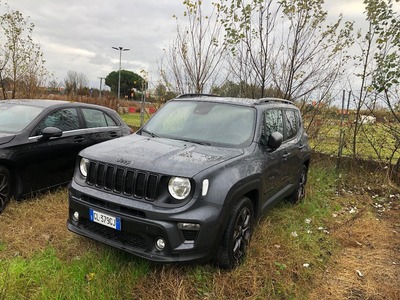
[67,95,311,269]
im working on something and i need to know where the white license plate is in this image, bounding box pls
[89,209,121,231]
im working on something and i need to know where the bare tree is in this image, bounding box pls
[218,0,354,101]
[64,70,89,98]
[0,8,48,99]
[273,0,354,101]
[346,0,400,164]
[218,0,279,98]
[160,0,227,94]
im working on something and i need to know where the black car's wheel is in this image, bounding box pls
[0,166,11,213]
[289,164,308,204]
[215,197,254,269]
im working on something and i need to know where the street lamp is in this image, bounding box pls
[112,46,130,99]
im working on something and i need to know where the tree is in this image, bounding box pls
[105,70,144,99]
[160,0,227,94]
[64,70,89,97]
[217,0,279,98]
[217,0,354,101]
[47,77,63,94]
[0,7,48,99]
[211,80,281,98]
[355,0,400,170]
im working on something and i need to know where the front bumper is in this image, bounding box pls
[67,180,223,264]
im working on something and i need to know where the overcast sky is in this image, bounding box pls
[3,0,395,90]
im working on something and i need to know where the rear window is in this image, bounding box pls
[82,108,117,128]
[284,109,299,140]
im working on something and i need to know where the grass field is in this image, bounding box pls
[307,121,400,163]
[120,113,150,129]
[0,160,398,299]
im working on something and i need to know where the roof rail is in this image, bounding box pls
[257,97,293,105]
[176,93,220,99]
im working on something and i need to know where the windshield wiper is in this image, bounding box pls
[141,129,159,138]
[174,138,210,146]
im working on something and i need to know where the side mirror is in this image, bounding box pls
[267,131,283,150]
[40,127,63,140]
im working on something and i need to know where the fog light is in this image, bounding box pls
[72,211,79,221]
[155,238,165,251]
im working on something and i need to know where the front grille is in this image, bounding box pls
[87,161,160,201]
[82,195,147,219]
[80,219,146,250]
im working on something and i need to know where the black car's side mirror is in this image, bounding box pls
[265,131,283,150]
[40,127,63,140]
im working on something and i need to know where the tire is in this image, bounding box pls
[289,164,308,204]
[214,197,254,269]
[0,166,11,213]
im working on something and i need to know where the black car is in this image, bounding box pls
[0,99,132,212]
[67,95,311,269]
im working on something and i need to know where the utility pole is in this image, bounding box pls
[98,77,105,98]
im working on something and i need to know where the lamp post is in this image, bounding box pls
[112,46,130,99]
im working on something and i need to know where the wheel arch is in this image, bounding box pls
[0,160,23,199]
[210,177,261,255]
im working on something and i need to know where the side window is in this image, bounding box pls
[284,109,299,140]
[37,108,79,133]
[264,109,283,140]
[82,108,117,128]
[104,113,118,126]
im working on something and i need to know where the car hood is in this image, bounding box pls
[80,134,244,177]
[0,133,16,146]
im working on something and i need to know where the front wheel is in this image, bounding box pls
[214,197,254,269]
[0,166,11,213]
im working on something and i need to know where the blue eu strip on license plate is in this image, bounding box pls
[89,208,121,231]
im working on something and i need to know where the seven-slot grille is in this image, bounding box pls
[87,161,159,201]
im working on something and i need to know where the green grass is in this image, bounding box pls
[309,122,400,162]
[0,165,352,299]
[120,113,150,128]
[0,247,150,300]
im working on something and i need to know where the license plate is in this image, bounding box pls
[89,208,121,231]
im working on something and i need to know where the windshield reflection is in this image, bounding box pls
[0,104,43,133]
[143,101,256,148]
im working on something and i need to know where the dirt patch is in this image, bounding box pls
[309,192,400,300]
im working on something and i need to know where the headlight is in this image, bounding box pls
[168,177,191,200]
[79,158,89,177]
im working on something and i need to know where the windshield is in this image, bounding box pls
[0,104,44,133]
[143,101,256,147]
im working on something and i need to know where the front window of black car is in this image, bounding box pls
[0,104,44,133]
[36,108,80,134]
[142,101,256,147]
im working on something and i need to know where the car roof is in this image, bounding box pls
[1,99,112,111]
[173,94,295,108]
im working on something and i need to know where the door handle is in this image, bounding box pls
[74,136,84,143]
[298,144,305,150]
[109,131,118,138]
[282,152,291,159]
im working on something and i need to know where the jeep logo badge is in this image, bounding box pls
[117,158,131,165]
